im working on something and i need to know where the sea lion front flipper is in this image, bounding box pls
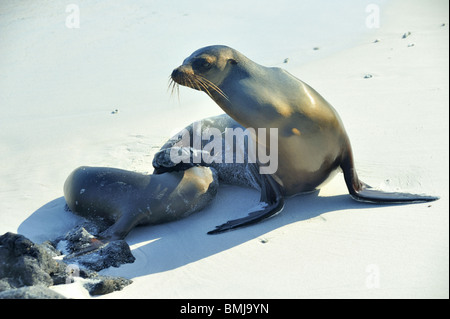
[341,151,439,203]
[207,200,284,234]
[98,211,145,241]
[208,169,284,235]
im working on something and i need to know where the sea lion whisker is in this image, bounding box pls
[191,77,213,98]
[169,79,176,95]
[202,78,229,101]
[191,77,202,91]
[174,81,180,102]
[187,77,199,91]
[194,76,215,99]
[196,75,229,101]
[168,78,180,101]
[167,77,174,93]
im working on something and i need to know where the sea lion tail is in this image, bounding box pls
[341,151,439,203]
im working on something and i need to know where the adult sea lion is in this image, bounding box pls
[163,45,438,234]
[64,166,218,241]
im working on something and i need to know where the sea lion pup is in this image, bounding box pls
[64,166,218,241]
[164,45,438,234]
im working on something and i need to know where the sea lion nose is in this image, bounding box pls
[171,66,193,83]
[171,68,181,80]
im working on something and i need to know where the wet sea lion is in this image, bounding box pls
[164,45,438,234]
[64,166,218,240]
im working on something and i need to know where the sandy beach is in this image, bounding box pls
[0,0,448,299]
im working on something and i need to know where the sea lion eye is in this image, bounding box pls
[192,58,212,71]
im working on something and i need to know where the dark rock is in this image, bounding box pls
[0,232,66,290]
[59,226,135,272]
[0,232,133,298]
[83,276,132,296]
[0,286,66,299]
[64,240,135,272]
[62,226,97,253]
[402,31,411,39]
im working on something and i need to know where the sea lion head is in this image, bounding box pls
[170,45,239,100]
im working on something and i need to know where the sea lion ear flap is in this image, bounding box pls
[228,58,238,65]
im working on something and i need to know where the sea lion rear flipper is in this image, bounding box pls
[341,152,439,203]
[208,168,284,234]
[350,187,439,203]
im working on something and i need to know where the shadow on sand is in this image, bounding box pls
[18,184,381,279]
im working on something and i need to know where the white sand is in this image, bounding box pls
[0,0,448,299]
